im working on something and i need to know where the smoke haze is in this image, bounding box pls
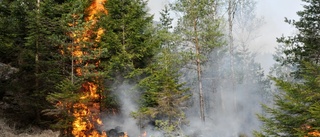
[100,1,303,136]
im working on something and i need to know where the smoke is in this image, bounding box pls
[100,81,169,137]
[100,82,141,136]
[176,0,272,135]
[99,0,300,136]
[181,47,270,137]
[99,48,270,137]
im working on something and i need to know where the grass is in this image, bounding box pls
[0,119,60,137]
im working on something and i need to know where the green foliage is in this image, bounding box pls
[172,0,223,123]
[256,63,320,136]
[0,0,28,65]
[45,78,83,136]
[0,0,160,133]
[0,0,68,127]
[257,1,320,136]
[155,119,185,137]
[96,0,161,115]
[172,0,223,58]
[98,0,159,79]
[133,5,190,136]
[276,0,320,71]
[42,0,110,134]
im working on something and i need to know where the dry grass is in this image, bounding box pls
[0,119,60,137]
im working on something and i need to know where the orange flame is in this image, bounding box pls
[302,124,320,137]
[69,0,108,137]
[308,131,320,137]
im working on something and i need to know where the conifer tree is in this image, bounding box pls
[172,0,223,122]
[45,78,83,136]
[256,0,320,136]
[97,0,159,113]
[44,0,111,135]
[0,0,27,65]
[255,63,320,136]
[133,5,190,136]
[0,0,67,127]
[99,0,158,77]
[276,0,320,72]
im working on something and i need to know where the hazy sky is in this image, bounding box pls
[255,0,303,53]
[147,0,303,54]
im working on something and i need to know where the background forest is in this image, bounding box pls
[0,0,319,137]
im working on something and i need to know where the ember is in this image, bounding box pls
[302,124,320,137]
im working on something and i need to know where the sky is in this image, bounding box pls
[147,0,303,53]
[254,0,303,53]
[147,0,304,72]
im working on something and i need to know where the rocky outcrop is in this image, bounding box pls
[0,63,18,80]
[0,63,18,100]
[0,63,18,122]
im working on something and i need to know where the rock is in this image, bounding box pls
[0,63,18,80]
[106,127,128,137]
[107,129,118,137]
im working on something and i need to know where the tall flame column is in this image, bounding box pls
[69,0,108,136]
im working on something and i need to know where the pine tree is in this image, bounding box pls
[255,63,320,137]
[133,5,190,136]
[0,0,26,65]
[276,0,320,71]
[25,0,67,124]
[45,78,83,136]
[98,0,158,78]
[97,0,159,113]
[172,0,223,122]
[256,0,320,136]
[0,0,29,110]
[44,0,111,135]
[0,0,67,127]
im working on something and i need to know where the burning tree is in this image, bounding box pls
[46,0,109,136]
[46,0,158,136]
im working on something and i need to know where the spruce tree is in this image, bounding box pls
[256,0,320,136]
[25,0,67,123]
[256,63,320,136]
[0,0,26,65]
[99,0,158,77]
[97,0,159,113]
[133,5,190,136]
[45,78,83,136]
[45,0,111,135]
[0,0,67,127]
[276,0,320,70]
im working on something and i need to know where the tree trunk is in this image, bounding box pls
[35,0,40,92]
[35,0,41,123]
[71,18,74,84]
[193,14,205,122]
[228,0,237,112]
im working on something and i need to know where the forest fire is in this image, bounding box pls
[69,0,108,136]
[302,124,320,137]
[308,131,320,137]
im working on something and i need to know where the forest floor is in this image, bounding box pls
[0,101,59,137]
